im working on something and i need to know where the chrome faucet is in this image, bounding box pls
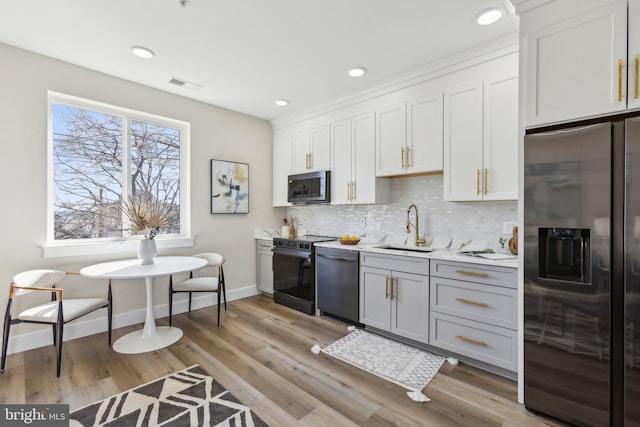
[406,204,426,246]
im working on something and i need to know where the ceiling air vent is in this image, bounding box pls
[168,77,202,91]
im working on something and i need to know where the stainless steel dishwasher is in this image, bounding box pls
[316,246,360,324]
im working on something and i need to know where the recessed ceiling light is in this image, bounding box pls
[348,67,367,77]
[476,8,502,26]
[275,99,289,107]
[130,46,155,59]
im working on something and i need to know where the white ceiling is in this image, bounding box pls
[0,0,517,121]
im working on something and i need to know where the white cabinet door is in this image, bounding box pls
[359,266,391,330]
[390,270,429,343]
[352,112,383,204]
[483,73,518,200]
[273,135,292,206]
[331,119,352,205]
[292,131,310,174]
[407,93,444,173]
[444,81,483,201]
[310,125,331,171]
[376,103,407,176]
[526,1,627,126]
[629,0,640,111]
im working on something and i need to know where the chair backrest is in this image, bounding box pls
[12,270,66,295]
[192,253,224,269]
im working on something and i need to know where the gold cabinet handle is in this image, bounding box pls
[309,152,313,169]
[619,58,623,102]
[476,169,480,195]
[455,297,488,308]
[351,181,355,201]
[455,269,489,278]
[401,147,405,169]
[484,168,488,195]
[385,276,390,299]
[635,54,639,100]
[305,153,309,169]
[405,146,410,168]
[390,276,395,300]
[456,335,487,346]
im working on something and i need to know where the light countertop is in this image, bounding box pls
[314,240,518,269]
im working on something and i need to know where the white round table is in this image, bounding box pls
[80,256,207,354]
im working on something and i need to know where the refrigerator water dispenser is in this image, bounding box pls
[538,227,591,284]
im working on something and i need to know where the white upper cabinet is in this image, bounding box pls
[273,135,292,206]
[444,81,484,201]
[483,73,519,200]
[332,113,389,205]
[444,72,518,201]
[525,1,629,126]
[292,125,331,173]
[376,94,444,177]
[407,93,444,174]
[331,119,352,205]
[376,103,407,176]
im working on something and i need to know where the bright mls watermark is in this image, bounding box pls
[0,405,68,426]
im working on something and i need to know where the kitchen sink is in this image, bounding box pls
[377,244,434,253]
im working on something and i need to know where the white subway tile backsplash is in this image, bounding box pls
[287,175,517,250]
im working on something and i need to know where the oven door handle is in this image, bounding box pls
[273,248,311,260]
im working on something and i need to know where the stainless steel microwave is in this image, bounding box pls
[287,170,330,204]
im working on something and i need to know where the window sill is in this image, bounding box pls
[42,237,195,259]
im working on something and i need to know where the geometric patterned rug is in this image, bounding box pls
[317,328,455,402]
[70,365,268,426]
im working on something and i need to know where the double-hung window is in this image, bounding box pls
[46,92,191,257]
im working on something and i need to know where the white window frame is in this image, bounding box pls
[44,91,193,258]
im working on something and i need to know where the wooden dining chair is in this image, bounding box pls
[1,269,112,377]
[169,253,227,326]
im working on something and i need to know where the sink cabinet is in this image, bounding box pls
[429,259,517,372]
[359,251,429,343]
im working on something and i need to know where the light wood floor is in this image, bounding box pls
[0,295,567,426]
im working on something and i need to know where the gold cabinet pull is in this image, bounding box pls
[484,168,488,195]
[351,181,355,201]
[309,152,313,169]
[455,297,488,308]
[456,335,487,346]
[401,147,405,168]
[405,146,410,168]
[455,269,488,278]
[476,169,480,195]
[390,277,395,300]
[385,276,390,299]
[619,58,624,102]
[635,54,639,100]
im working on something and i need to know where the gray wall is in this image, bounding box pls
[0,43,284,349]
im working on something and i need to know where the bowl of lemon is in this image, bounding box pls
[338,234,361,245]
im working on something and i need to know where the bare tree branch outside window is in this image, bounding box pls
[52,104,181,240]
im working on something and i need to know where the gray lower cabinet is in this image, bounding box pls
[429,259,517,372]
[359,251,429,343]
[256,239,274,295]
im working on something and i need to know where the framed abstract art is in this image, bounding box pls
[210,159,249,214]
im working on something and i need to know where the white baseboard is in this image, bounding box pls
[4,284,261,355]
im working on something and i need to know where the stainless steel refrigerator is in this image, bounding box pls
[524,117,640,427]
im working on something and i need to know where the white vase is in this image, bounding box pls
[138,239,157,265]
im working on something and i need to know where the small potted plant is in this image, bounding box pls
[120,195,172,264]
[498,237,508,253]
